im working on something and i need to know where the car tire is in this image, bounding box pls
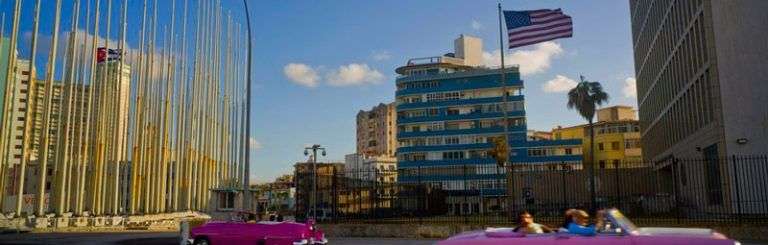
[193,237,210,245]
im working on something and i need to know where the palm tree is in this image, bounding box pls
[567,75,609,212]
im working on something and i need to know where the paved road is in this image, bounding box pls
[1,232,765,245]
[0,232,438,245]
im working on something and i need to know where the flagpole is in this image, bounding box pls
[497,2,515,219]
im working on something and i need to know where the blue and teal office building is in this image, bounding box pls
[394,35,582,214]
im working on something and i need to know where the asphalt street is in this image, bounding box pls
[0,232,439,245]
[0,232,765,245]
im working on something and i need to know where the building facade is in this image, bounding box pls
[552,106,643,168]
[394,35,582,213]
[356,103,397,157]
[630,0,768,161]
[293,162,344,219]
[344,153,397,183]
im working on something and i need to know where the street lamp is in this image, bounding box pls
[304,144,326,221]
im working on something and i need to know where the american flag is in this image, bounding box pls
[503,9,573,49]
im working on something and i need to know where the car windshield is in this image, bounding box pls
[604,209,638,234]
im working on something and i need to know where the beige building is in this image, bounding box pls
[453,34,483,67]
[630,0,768,161]
[92,61,131,162]
[552,106,642,167]
[356,102,396,157]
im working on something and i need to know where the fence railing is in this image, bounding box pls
[292,155,768,226]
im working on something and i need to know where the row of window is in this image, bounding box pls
[595,138,642,151]
[639,12,709,126]
[593,123,641,135]
[398,118,526,133]
[397,87,523,105]
[398,101,524,119]
[633,0,703,77]
[396,81,439,90]
[644,69,714,158]
[399,149,491,162]
[398,134,489,148]
[527,146,582,157]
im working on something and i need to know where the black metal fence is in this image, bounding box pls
[294,155,768,226]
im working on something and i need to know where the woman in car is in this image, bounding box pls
[512,211,553,234]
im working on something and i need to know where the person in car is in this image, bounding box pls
[512,211,552,234]
[562,209,604,236]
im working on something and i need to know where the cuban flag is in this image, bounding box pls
[97,47,122,63]
[503,9,573,49]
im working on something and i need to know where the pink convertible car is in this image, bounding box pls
[439,209,739,245]
[189,218,327,245]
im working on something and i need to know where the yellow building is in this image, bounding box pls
[552,106,642,168]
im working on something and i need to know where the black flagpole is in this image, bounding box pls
[497,3,516,219]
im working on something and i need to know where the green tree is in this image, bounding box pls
[567,75,609,211]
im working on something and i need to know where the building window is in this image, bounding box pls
[598,143,604,151]
[428,108,439,116]
[565,148,572,155]
[599,160,606,169]
[444,137,459,145]
[218,192,235,210]
[442,151,465,160]
[611,141,620,150]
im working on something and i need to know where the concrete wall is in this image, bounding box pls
[709,0,768,156]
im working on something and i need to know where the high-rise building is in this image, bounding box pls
[92,61,131,162]
[394,35,582,214]
[630,0,768,161]
[552,106,643,167]
[356,103,396,157]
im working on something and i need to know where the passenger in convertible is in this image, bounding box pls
[512,211,553,234]
[561,209,604,236]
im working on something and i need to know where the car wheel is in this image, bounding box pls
[193,237,210,245]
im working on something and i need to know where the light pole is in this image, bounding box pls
[304,144,326,221]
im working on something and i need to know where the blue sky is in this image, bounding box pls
[1,0,638,183]
[249,0,637,182]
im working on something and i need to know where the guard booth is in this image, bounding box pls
[208,187,258,220]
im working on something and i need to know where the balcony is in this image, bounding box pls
[397,96,524,110]
[396,66,519,83]
[397,111,526,124]
[397,125,527,138]
[406,56,466,66]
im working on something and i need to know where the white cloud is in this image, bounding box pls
[326,63,384,87]
[543,75,578,93]
[471,20,483,30]
[23,29,166,80]
[283,63,320,87]
[481,41,563,76]
[249,137,262,150]
[623,77,637,98]
[371,50,391,61]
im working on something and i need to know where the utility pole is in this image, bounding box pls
[304,145,326,221]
